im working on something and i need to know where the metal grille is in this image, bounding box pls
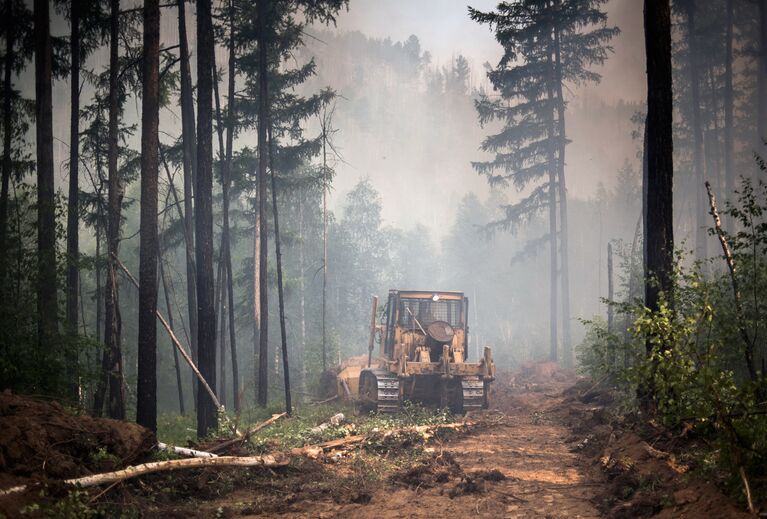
[399,299,463,328]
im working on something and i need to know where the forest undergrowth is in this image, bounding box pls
[577,171,767,511]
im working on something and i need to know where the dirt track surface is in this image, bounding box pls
[310,384,604,518]
[198,368,606,518]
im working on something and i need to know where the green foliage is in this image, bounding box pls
[577,173,767,501]
[21,490,95,519]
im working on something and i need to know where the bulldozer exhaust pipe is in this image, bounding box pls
[367,295,378,368]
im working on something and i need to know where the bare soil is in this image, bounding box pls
[0,364,753,518]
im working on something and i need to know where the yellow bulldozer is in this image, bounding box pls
[336,289,495,414]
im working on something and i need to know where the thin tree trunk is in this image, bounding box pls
[177,0,198,407]
[321,111,328,373]
[103,0,125,422]
[92,206,107,416]
[225,2,239,410]
[256,0,269,407]
[0,2,13,287]
[137,0,161,433]
[685,2,707,262]
[66,0,82,400]
[214,250,225,406]
[217,258,227,408]
[759,0,767,148]
[607,242,614,336]
[723,0,735,233]
[195,0,218,437]
[298,195,306,390]
[643,0,674,337]
[212,14,239,410]
[159,235,185,415]
[268,128,291,415]
[553,20,571,367]
[546,44,558,363]
[624,213,642,368]
[34,0,58,353]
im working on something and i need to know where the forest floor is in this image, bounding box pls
[0,364,754,518]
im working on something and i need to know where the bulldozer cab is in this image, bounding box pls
[382,290,469,364]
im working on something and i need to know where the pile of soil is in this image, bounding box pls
[558,382,751,518]
[0,391,156,483]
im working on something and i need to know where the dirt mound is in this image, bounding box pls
[0,391,156,481]
[554,384,752,518]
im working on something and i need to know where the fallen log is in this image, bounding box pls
[209,412,287,454]
[0,455,287,496]
[0,421,477,497]
[157,442,218,458]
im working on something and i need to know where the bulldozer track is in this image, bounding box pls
[361,369,401,413]
[460,376,485,412]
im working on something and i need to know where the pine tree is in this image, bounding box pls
[0,0,33,289]
[233,0,346,406]
[469,0,617,363]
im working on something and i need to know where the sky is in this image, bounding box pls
[311,0,647,237]
[329,0,645,104]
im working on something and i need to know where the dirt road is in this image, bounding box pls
[192,369,607,518]
[309,378,605,519]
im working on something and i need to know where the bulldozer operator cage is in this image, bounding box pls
[398,298,465,328]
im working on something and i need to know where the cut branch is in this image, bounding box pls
[112,253,224,409]
[209,412,287,453]
[705,181,757,381]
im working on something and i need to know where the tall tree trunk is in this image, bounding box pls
[759,0,767,149]
[723,0,734,233]
[92,202,107,416]
[685,2,707,262]
[177,0,198,408]
[211,15,239,410]
[643,0,674,333]
[159,231,185,415]
[1,3,14,289]
[607,242,614,335]
[546,44,558,363]
[253,210,261,404]
[321,111,328,373]
[137,0,161,433]
[66,0,81,398]
[256,0,269,408]
[268,129,291,415]
[104,0,125,421]
[195,0,218,436]
[552,20,571,367]
[34,0,58,354]
[216,257,227,408]
[224,3,239,410]
[298,195,306,390]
